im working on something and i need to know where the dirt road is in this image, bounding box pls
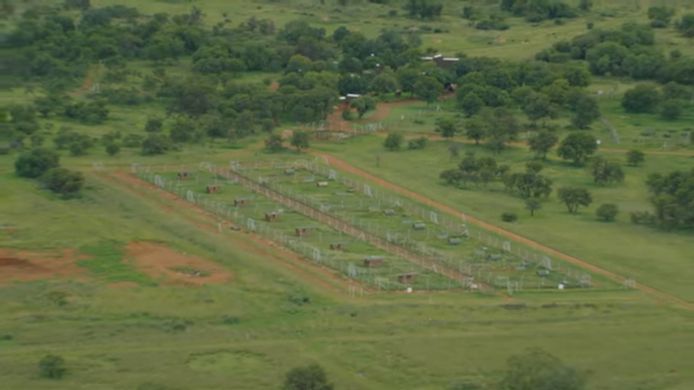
[312,151,694,311]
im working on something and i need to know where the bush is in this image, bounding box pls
[407,136,428,150]
[14,148,60,178]
[38,354,66,379]
[105,142,120,156]
[630,211,656,225]
[501,212,518,222]
[596,203,618,222]
[40,168,85,196]
[283,364,333,390]
[265,134,285,153]
[142,134,171,155]
[383,132,403,151]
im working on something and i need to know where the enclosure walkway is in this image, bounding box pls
[312,152,694,311]
[218,168,479,289]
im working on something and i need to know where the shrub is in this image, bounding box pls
[40,168,85,196]
[501,212,518,222]
[283,364,333,390]
[384,132,403,151]
[105,142,120,156]
[142,134,171,155]
[596,203,618,222]
[38,354,66,379]
[14,148,60,178]
[407,136,428,150]
[265,134,285,153]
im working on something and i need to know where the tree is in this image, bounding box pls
[405,0,443,19]
[370,71,399,95]
[464,116,487,145]
[622,85,661,113]
[626,149,645,166]
[15,148,60,178]
[350,96,376,119]
[558,187,592,214]
[105,142,120,156]
[384,132,403,151]
[291,131,310,152]
[590,157,625,185]
[647,6,675,28]
[435,117,458,139]
[522,92,555,126]
[265,134,285,153]
[557,133,597,166]
[485,108,519,153]
[283,364,333,390]
[499,348,584,390]
[644,169,694,230]
[571,94,600,129]
[677,14,694,37]
[145,117,163,133]
[596,203,619,222]
[459,92,484,117]
[40,168,85,197]
[660,99,683,120]
[525,198,542,216]
[413,76,442,104]
[38,354,66,379]
[528,131,558,160]
[142,134,171,155]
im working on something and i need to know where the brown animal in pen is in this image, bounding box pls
[206,185,220,194]
[397,273,417,284]
[363,256,384,268]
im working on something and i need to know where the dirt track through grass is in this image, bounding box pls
[312,151,694,311]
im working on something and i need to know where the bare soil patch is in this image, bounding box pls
[0,249,85,284]
[126,242,232,286]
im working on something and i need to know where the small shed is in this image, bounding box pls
[329,242,345,251]
[206,184,220,194]
[264,211,280,222]
[295,227,311,237]
[448,237,462,246]
[233,198,249,207]
[363,256,384,268]
[412,222,426,230]
[537,268,550,277]
[397,272,417,284]
[488,253,502,261]
[316,181,329,188]
[177,171,190,180]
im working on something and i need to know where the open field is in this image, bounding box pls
[2,0,694,388]
[1,155,694,389]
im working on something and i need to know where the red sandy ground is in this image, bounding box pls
[126,241,233,286]
[0,248,85,284]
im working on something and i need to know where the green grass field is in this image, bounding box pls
[2,0,694,388]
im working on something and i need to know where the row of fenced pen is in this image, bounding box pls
[278,160,590,280]
[133,161,595,290]
[133,166,458,291]
[218,167,478,289]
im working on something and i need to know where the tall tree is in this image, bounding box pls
[528,131,558,160]
[558,187,593,214]
[557,133,598,166]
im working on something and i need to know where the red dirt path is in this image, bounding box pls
[312,151,694,311]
